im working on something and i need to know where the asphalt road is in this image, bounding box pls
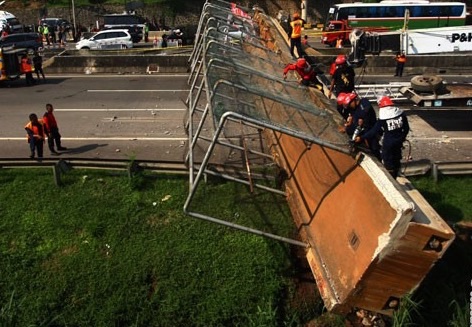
[1,74,471,163]
[0,74,190,161]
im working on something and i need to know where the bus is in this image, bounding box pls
[321,1,467,46]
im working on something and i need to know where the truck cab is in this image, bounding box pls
[322,20,390,47]
[321,20,348,47]
[0,47,29,81]
[0,11,23,33]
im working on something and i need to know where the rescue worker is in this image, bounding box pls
[42,23,50,46]
[336,92,350,121]
[43,103,67,154]
[355,96,410,178]
[20,54,35,86]
[341,92,381,160]
[328,54,355,98]
[283,57,320,88]
[394,51,407,77]
[25,113,46,159]
[289,12,305,59]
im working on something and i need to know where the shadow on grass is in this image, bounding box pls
[410,238,472,326]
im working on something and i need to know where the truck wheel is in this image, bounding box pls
[410,75,443,93]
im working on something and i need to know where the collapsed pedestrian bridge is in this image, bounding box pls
[183,0,455,315]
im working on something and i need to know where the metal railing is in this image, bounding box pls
[356,82,410,102]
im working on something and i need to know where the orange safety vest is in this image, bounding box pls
[396,54,407,63]
[290,19,303,38]
[21,58,33,73]
[25,120,45,142]
[43,112,58,131]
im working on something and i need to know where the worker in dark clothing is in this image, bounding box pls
[25,113,46,159]
[43,103,67,154]
[32,51,45,81]
[328,54,355,98]
[283,57,320,88]
[355,96,410,178]
[341,92,381,160]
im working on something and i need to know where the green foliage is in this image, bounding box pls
[392,294,422,327]
[0,168,299,326]
[88,0,108,5]
[410,175,472,223]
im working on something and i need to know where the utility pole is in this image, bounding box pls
[301,0,307,23]
[71,0,77,41]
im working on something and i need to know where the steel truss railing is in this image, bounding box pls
[183,0,351,248]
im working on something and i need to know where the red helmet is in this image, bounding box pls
[293,12,300,19]
[378,96,394,108]
[296,58,307,69]
[335,54,346,65]
[336,93,347,105]
[343,92,357,107]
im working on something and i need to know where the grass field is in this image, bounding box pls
[0,168,470,326]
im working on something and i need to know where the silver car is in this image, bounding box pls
[75,29,133,50]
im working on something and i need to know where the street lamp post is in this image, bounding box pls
[71,0,77,41]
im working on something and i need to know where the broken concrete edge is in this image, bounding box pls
[358,155,416,258]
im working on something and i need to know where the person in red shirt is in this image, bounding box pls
[25,113,46,159]
[43,103,67,154]
[283,58,319,87]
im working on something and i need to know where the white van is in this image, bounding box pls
[0,11,23,33]
[75,29,133,50]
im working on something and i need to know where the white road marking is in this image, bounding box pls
[88,89,190,92]
[410,137,472,140]
[0,137,188,141]
[54,108,187,112]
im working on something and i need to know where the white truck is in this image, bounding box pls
[0,10,23,33]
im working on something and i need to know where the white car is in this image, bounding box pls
[75,29,133,50]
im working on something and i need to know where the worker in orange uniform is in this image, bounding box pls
[43,103,67,155]
[288,12,305,59]
[283,57,321,88]
[25,113,46,159]
[20,53,35,86]
[394,51,407,77]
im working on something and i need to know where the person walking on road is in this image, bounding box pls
[394,51,407,77]
[355,96,409,178]
[25,113,46,159]
[43,103,67,155]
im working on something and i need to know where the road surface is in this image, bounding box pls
[1,74,470,163]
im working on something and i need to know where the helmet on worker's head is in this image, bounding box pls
[336,93,347,106]
[343,92,357,107]
[378,96,394,108]
[335,54,346,65]
[296,58,307,69]
[293,12,300,19]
